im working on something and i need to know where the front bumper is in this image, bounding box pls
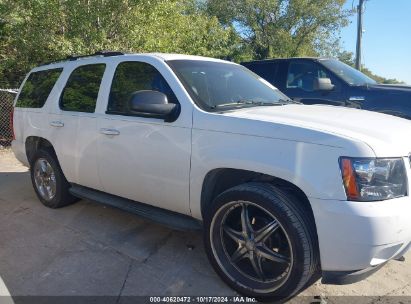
[322,261,388,285]
[309,196,411,282]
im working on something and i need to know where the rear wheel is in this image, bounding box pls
[30,149,78,208]
[204,183,318,301]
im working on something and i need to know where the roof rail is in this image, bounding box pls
[66,50,125,61]
[40,50,125,66]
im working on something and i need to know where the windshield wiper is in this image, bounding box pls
[282,98,302,104]
[210,99,293,109]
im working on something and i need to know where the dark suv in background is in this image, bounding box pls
[242,58,411,119]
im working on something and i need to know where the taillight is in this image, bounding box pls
[10,107,15,140]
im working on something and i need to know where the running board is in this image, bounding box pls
[69,185,202,231]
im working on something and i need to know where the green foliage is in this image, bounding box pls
[0,0,401,86]
[205,0,352,60]
[0,0,237,87]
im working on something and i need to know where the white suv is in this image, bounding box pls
[11,51,411,300]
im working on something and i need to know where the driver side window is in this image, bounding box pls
[286,61,336,92]
[107,61,178,115]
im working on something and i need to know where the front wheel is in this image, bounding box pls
[204,183,318,301]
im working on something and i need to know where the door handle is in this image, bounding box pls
[50,121,64,127]
[100,128,120,136]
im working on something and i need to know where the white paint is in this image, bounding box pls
[11,53,411,273]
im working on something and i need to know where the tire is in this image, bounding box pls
[204,182,319,302]
[30,148,78,208]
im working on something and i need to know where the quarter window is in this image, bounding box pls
[16,68,63,108]
[60,64,106,113]
[108,61,177,115]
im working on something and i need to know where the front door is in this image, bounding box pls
[96,60,192,215]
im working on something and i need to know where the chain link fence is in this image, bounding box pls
[0,88,17,149]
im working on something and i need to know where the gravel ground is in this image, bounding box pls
[0,149,410,303]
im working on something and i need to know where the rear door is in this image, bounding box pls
[48,63,106,190]
[96,59,192,215]
[283,60,346,106]
[13,68,63,165]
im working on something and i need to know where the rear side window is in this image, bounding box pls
[60,64,106,113]
[107,61,178,115]
[16,68,63,108]
[245,62,278,84]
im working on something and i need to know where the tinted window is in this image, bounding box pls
[168,60,290,112]
[320,59,377,85]
[244,62,278,84]
[108,61,177,114]
[61,64,105,113]
[16,68,63,108]
[287,61,335,92]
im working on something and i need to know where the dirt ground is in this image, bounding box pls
[0,149,410,303]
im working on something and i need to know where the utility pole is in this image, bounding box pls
[355,0,364,71]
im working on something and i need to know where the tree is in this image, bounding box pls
[206,0,352,61]
[0,0,402,86]
[0,0,237,87]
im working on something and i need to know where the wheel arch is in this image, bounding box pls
[25,136,57,165]
[201,168,313,218]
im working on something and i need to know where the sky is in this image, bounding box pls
[340,0,411,84]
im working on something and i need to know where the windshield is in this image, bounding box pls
[320,59,377,86]
[167,60,292,111]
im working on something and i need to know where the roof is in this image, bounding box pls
[242,57,333,64]
[149,53,232,63]
[38,51,233,69]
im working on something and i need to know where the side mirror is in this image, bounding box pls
[314,78,335,91]
[129,90,179,122]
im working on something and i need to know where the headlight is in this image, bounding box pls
[339,157,408,201]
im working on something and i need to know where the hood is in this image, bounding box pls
[361,84,411,102]
[218,104,411,157]
[365,83,411,93]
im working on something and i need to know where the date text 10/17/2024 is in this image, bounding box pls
[149,297,257,303]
